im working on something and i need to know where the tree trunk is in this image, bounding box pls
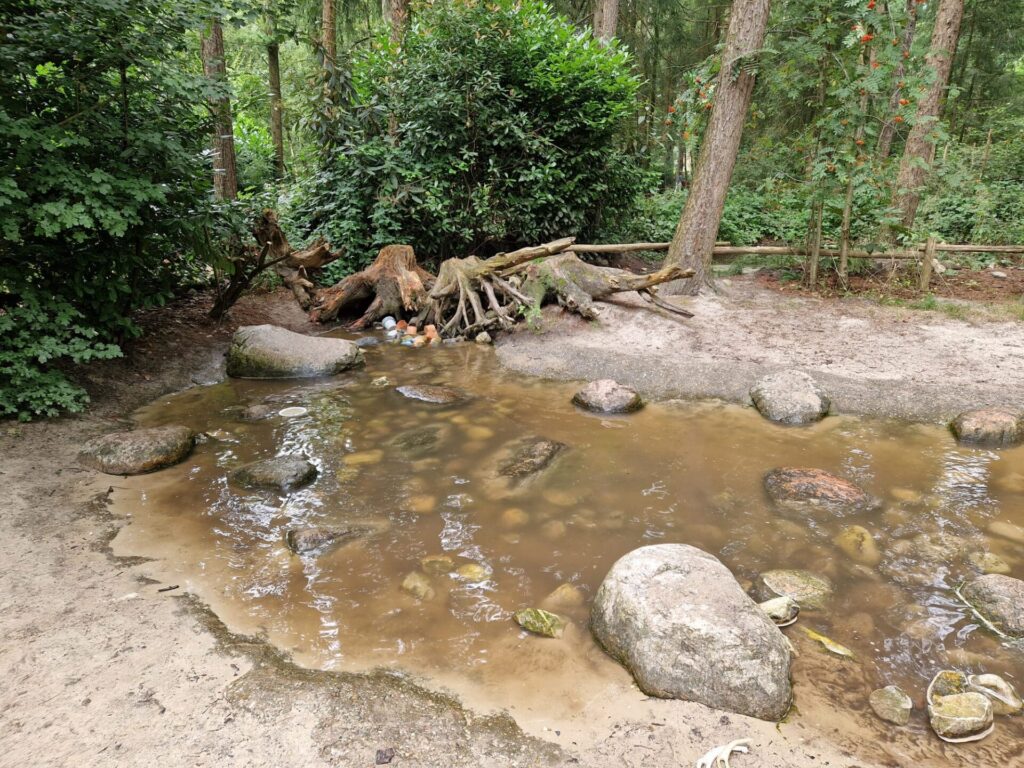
[267,38,285,179]
[661,0,771,294]
[593,0,619,42]
[891,0,964,229]
[322,0,336,63]
[877,0,918,159]
[200,17,238,201]
[382,0,409,42]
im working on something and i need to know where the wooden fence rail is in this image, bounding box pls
[572,239,1024,292]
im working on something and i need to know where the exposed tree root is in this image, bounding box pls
[311,245,435,328]
[310,237,694,337]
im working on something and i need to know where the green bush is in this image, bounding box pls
[0,0,210,418]
[296,0,647,277]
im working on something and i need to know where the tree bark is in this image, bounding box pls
[267,37,285,179]
[382,0,409,43]
[877,0,918,159]
[322,0,336,63]
[200,17,238,201]
[891,0,964,229]
[661,0,771,294]
[593,0,619,42]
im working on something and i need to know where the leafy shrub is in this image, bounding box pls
[296,0,647,277]
[0,0,210,418]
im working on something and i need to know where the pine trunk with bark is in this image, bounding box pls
[593,0,619,42]
[322,0,336,63]
[200,17,238,201]
[661,0,771,295]
[891,0,964,229]
[267,37,285,179]
[383,0,409,42]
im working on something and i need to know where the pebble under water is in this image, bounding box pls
[111,332,1024,765]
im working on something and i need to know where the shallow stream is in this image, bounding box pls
[111,333,1024,764]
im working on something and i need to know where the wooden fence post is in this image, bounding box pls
[919,236,936,292]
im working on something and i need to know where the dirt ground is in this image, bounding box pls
[3,281,1021,767]
[498,274,1024,422]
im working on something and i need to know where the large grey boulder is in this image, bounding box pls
[591,543,792,721]
[961,574,1024,637]
[750,370,830,425]
[950,408,1024,447]
[79,426,195,475]
[226,325,363,378]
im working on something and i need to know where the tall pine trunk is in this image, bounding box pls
[661,0,771,294]
[593,0,619,42]
[322,0,336,62]
[200,17,238,201]
[383,0,409,42]
[891,0,964,228]
[266,15,285,180]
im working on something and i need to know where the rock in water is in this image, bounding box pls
[961,574,1024,637]
[513,608,566,638]
[833,525,881,566]
[572,380,643,414]
[755,570,834,610]
[230,456,317,491]
[395,385,467,405]
[226,324,363,378]
[591,543,792,721]
[763,468,881,517]
[238,404,276,422]
[967,551,1011,575]
[928,693,993,742]
[750,370,831,425]
[869,686,912,726]
[968,674,1023,716]
[950,408,1024,447]
[79,426,195,475]
[401,571,435,601]
[286,521,388,556]
[498,438,566,479]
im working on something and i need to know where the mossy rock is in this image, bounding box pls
[513,608,566,638]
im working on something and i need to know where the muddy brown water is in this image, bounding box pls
[111,334,1024,763]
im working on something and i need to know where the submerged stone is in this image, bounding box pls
[757,596,800,626]
[967,551,1012,575]
[572,380,643,414]
[395,385,467,405]
[79,425,195,475]
[454,562,492,582]
[420,554,456,576]
[950,408,1024,447]
[401,571,435,601]
[961,574,1024,637]
[764,468,881,517]
[286,521,387,556]
[591,543,792,721]
[227,324,363,378]
[387,424,447,458]
[230,456,317,491]
[513,608,566,638]
[833,525,881,567]
[541,583,587,612]
[869,685,912,726]
[750,370,830,425]
[928,693,993,742]
[498,438,567,480]
[755,569,834,610]
[238,404,276,422]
